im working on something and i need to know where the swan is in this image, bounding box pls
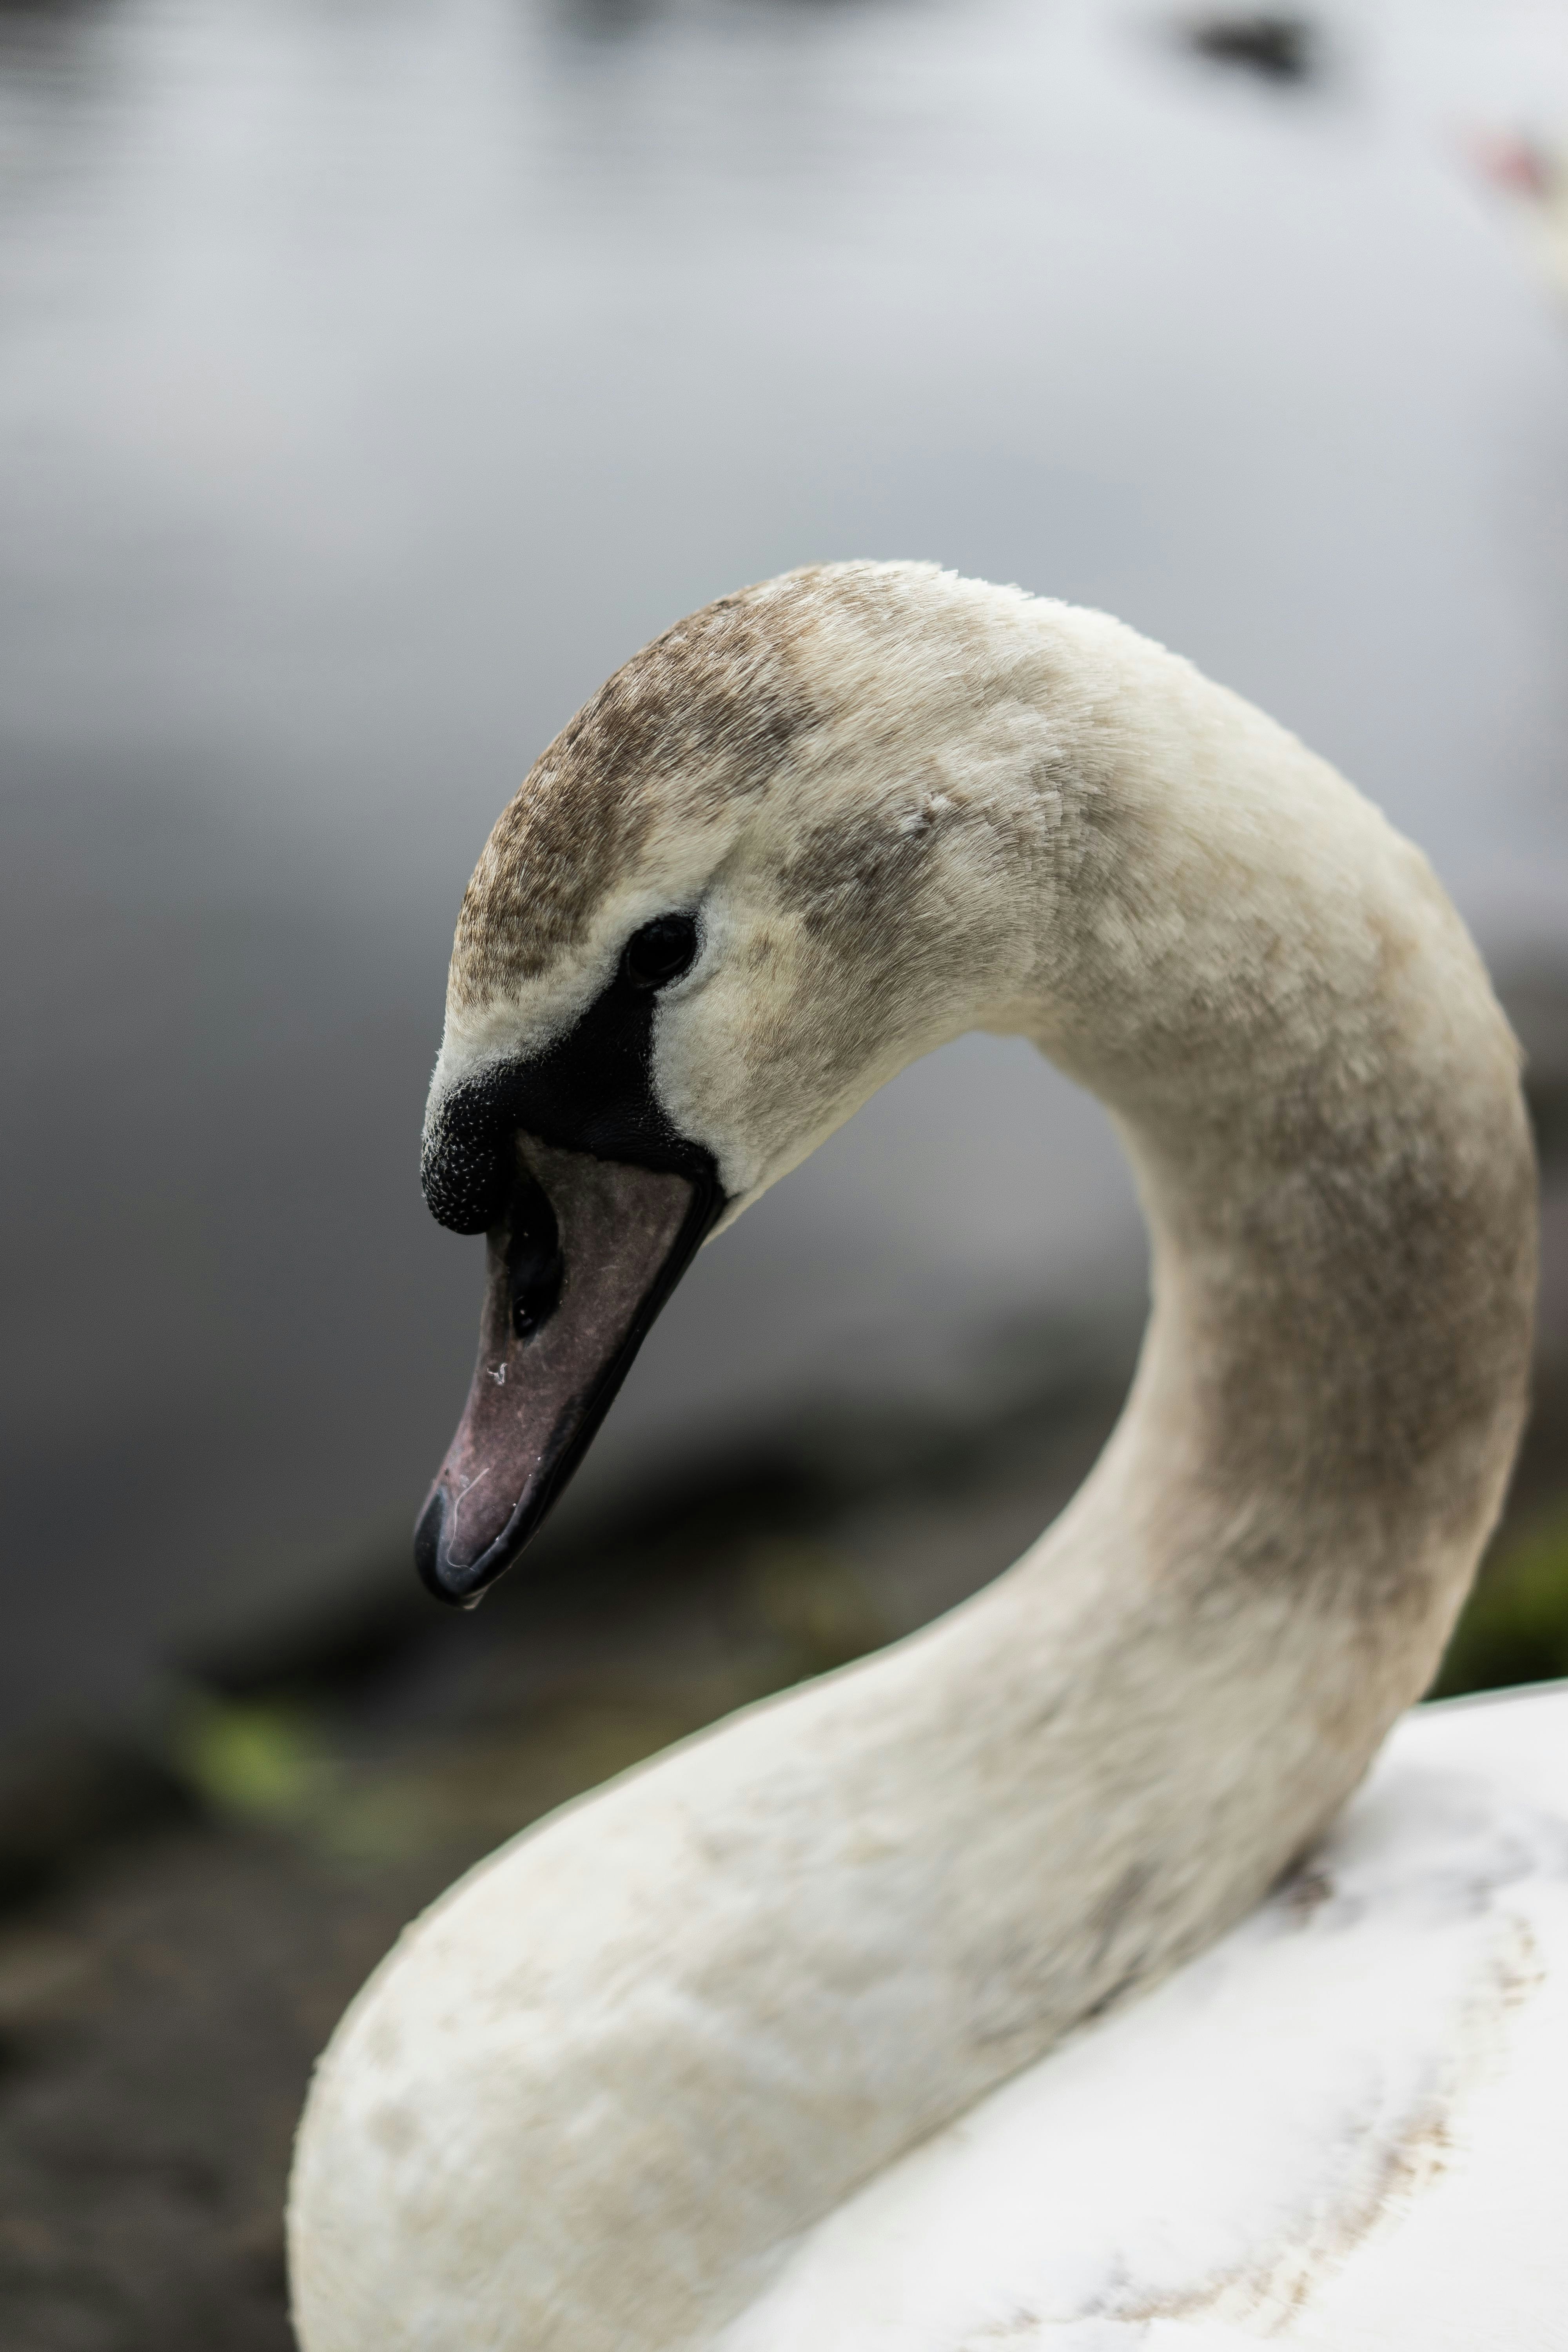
[287,563,1561,2350]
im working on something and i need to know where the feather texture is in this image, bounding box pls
[290,569,1544,2351]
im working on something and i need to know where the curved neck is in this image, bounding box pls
[675,617,1537,2334]
[291,604,1537,2352]
[969,603,1535,1641]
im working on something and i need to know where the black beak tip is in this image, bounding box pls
[414,1490,492,1612]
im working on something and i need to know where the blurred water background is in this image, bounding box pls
[4,2,1568,2341]
[4,0,1567,1735]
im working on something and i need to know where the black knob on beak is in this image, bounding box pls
[421,1075,513,1235]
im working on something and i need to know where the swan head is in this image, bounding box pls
[415,562,1054,1602]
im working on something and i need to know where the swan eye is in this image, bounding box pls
[623,914,698,990]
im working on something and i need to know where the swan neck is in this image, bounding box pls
[968,615,1534,1655]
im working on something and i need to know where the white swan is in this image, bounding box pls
[288,564,1557,2351]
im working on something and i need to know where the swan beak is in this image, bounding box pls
[414,1134,719,1606]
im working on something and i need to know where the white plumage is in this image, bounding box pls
[289,566,1550,2350]
[714,1686,1568,2351]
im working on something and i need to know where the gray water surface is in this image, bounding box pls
[3,0,1566,1728]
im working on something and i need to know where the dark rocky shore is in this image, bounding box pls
[2,972,1565,2352]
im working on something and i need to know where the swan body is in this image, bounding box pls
[712,1684,1568,2352]
[288,566,1540,2350]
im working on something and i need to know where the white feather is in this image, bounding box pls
[290,568,1546,2351]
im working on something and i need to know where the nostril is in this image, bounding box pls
[506,1174,564,1339]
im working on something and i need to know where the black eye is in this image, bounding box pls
[623,913,699,990]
